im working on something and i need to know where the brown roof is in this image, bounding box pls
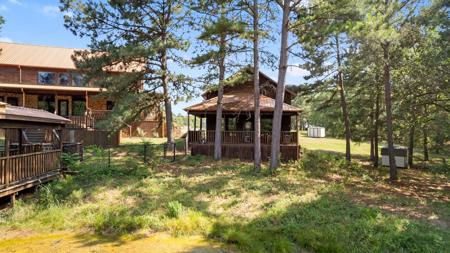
[185,92,301,113]
[0,42,144,72]
[0,102,71,125]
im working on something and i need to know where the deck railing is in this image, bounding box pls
[0,150,61,187]
[67,110,111,129]
[188,130,298,145]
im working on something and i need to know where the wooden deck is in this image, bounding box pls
[0,150,61,198]
[188,131,300,161]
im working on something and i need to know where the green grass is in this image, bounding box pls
[0,145,448,252]
[299,132,371,157]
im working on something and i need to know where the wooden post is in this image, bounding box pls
[18,129,23,154]
[21,88,26,107]
[5,129,10,187]
[194,115,197,131]
[10,194,16,207]
[143,143,147,164]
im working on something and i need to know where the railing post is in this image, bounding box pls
[143,144,147,164]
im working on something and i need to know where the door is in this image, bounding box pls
[58,99,69,117]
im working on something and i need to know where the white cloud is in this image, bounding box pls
[0,37,13,43]
[7,0,22,5]
[42,5,60,17]
[0,5,8,11]
[287,65,309,78]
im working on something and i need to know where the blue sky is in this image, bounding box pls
[0,0,308,115]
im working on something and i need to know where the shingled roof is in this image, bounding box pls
[185,92,301,114]
[0,102,71,125]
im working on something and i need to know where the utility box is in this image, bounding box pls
[381,146,408,168]
[307,127,326,138]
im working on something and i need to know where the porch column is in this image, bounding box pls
[200,116,203,131]
[21,88,25,107]
[194,115,197,131]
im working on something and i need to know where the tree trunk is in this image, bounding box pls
[423,128,429,161]
[335,35,351,162]
[269,0,290,171]
[214,34,226,160]
[370,137,374,161]
[253,0,261,172]
[162,48,174,144]
[382,42,397,180]
[408,124,414,167]
[373,80,381,167]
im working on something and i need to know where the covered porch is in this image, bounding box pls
[185,93,302,161]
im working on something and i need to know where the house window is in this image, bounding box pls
[106,101,114,110]
[38,95,55,113]
[72,73,85,86]
[38,72,56,85]
[6,97,18,106]
[244,121,252,131]
[0,96,4,102]
[59,73,70,85]
[72,96,86,116]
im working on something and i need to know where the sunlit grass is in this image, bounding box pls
[0,146,448,252]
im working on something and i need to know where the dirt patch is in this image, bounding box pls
[0,231,234,253]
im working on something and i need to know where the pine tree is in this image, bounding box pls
[270,0,303,171]
[191,0,248,160]
[60,0,192,137]
[293,0,359,162]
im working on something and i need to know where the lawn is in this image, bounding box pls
[0,143,448,252]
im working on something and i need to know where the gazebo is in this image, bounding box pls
[0,102,70,202]
[185,70,302,161]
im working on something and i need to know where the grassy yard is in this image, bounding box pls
[0,143,448,252]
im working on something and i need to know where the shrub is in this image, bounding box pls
[166,201,184,218]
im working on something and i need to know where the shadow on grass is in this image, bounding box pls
[208,192,449,253]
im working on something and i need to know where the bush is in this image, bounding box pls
[166,201,184,218]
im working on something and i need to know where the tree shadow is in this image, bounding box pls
[208,192,449,253]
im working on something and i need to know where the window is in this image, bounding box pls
[38,72,56,85]
[58,100,69,117]
[244,121,252,131]
[72,96,86,116]
[6,97,18,106]
[261,118,272,132]
[72,73,85,86]
[106,101,114,110]
[38,95,55,113]
[0,96,4,102]
[59,73,70,85]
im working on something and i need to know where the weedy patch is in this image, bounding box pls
[0,146,448,253]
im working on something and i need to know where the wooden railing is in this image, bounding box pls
[0,150,61,187]
[188,131,298,145]
[66,110,111,129]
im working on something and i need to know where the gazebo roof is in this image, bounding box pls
[184,92,301,114]
[0,102,71,125]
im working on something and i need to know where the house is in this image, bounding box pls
[184,70,302,161]
[0,42,166,143]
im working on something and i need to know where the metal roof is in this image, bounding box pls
[185,92,301,113]
[0,42,145,72]
[0,42,79,70]
[0,102,71,125]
